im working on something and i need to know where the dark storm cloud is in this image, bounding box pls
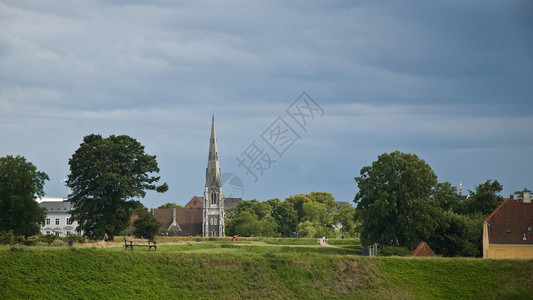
[1,0,532,205]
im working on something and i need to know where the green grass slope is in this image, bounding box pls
[1,240,531,299]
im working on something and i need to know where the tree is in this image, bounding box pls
[426,211,484,257]
[67,134,168,240]
[285,192,337,237]
[296,221,316,238]
[333,204,358,238]
[459,180,504,215]
[225,199,279,237]
[270,199,298,237]
[158,203,184,209]
[432,182,460,211]
[0,155,49,238]
[133,206,162,240]
[354,151,439,249]
[514,188,531,199]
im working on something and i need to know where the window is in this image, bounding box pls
[55,218,60,225]
[66,218,72,225]
[193,200,197,205]
[211,192,217,205]
[46,231,51,234]
[528,226,532,232]
[46,218,51,225]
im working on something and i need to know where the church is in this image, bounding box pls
[153,116,239,237]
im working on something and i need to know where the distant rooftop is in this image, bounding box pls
[36,196,68,203]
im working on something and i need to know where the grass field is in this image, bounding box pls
[1,237,532,299]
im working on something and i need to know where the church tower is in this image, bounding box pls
[202,116,225,237]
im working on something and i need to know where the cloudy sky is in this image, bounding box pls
[1,1,532,208]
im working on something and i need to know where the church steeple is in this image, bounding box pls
[206,115,221,187]
[203,115,224,237]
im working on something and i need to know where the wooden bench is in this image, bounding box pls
[124,237,157,251]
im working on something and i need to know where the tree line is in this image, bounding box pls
[0,134,524,257]
[354,151,507,257]
[225,192,357,239]
[225,151,517,257]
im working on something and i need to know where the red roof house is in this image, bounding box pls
[483,192,533,259]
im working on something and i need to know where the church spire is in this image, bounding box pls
[206,115,221,187]
[203,115,224,237]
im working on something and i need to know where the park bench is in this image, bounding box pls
[124,237,157,251]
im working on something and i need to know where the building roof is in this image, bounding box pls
[484,198,533,245]
[412,242,438,257]
[224,197,242,208]
[153,208,203,236]
[37,197,72,212]
[184,196,242,209]
[185,196,204,209]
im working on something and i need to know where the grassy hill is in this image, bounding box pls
[1,238,532,299]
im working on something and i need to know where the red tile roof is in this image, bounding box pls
[484,198,533,244]
[412,242,437,257]
[185,196,204,209]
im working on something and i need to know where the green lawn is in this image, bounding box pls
[1,238,531,299]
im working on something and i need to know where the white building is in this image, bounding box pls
[37,197,80,236]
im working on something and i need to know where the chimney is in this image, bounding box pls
[524,191,531,204]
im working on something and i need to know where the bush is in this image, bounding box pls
[51,240,66,247]
[380,246,411,257]
[37,234,58,244]
[63,233,87,244]
[9,246,24,252]
[0,230,18,245]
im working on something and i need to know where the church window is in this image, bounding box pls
[211,192,217,204]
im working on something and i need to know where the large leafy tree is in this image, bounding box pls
[354,151,439,249]
[67,134,168,240]
[0,155,48,238]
